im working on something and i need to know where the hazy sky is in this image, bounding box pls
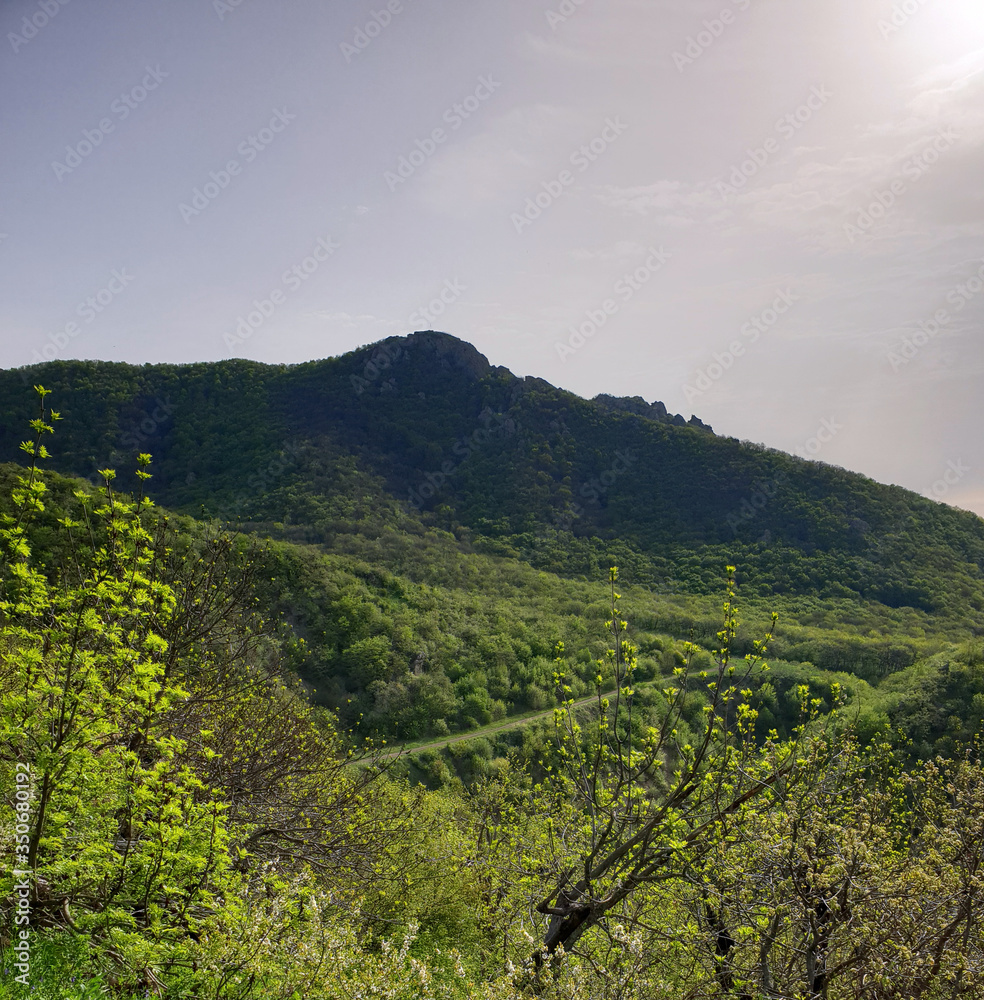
[2,0,983,516]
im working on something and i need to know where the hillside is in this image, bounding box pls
[2,332,983,751]
[2,331,982,619]
[3,349,984,998]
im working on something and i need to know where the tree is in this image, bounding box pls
[0,388,233,989]
[672,738,984,1000]
[0,388,416,994]
[515,567,795,989]
[678,732,906,999]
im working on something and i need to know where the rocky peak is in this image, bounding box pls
[592,393,713,434]
[400,330,492,380]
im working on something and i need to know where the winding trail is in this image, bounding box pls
[375,686,623,762]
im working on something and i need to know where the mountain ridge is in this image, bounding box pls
[2,330,982,622]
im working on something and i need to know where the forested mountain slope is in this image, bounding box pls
[2,331,982,621]
[4,361,984,998]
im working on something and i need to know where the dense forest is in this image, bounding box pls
[2,332,983,617]
[2,343,984,997]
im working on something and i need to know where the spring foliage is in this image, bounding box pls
[1,389,983,998]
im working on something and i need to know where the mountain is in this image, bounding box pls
[3,331,984,749]
[2,331,982,616]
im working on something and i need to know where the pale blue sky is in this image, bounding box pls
[2,0,983,515]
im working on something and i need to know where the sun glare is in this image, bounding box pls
[889,0,984,54]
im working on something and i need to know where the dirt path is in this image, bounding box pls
[375,687,618,761]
